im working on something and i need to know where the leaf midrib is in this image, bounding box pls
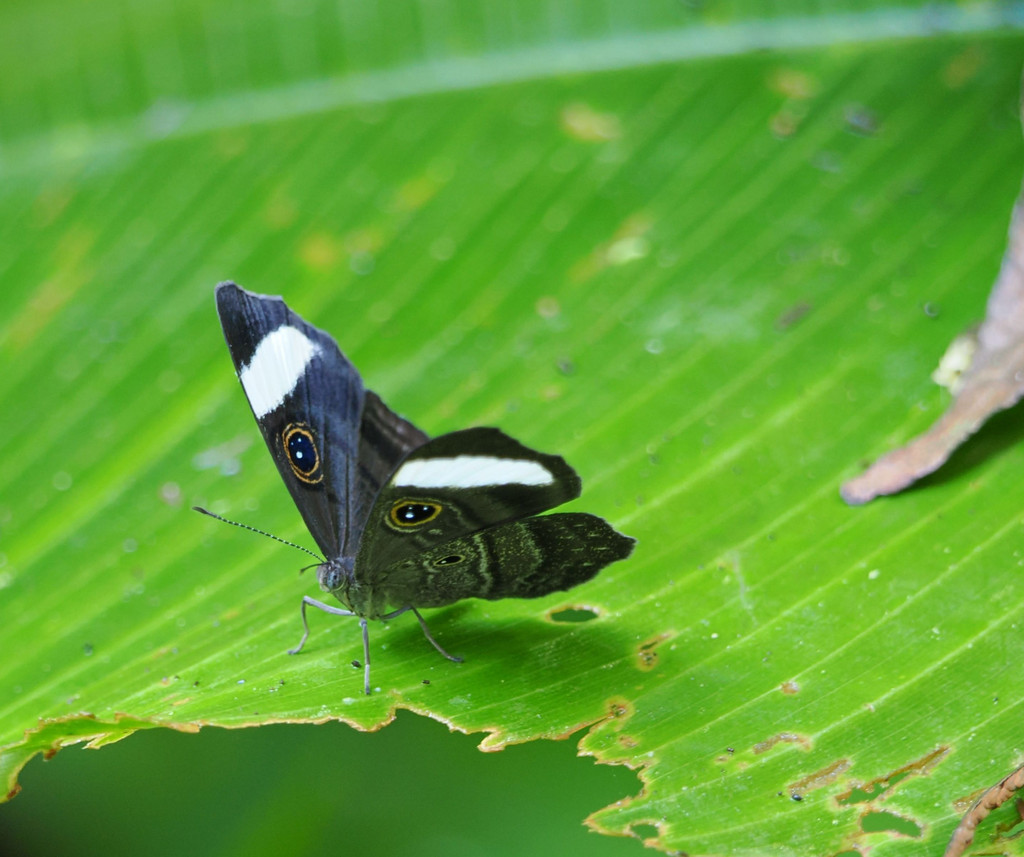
[1,4,1019,177]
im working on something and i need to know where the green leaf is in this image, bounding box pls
[3,2,1024,855]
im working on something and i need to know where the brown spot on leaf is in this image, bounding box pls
[776,301,812,329]
[943,44,986,90]
[298,231,342,271]
[952,788,985,814]
[836,746,949,805]
[606,697,634,724]
[636,633,673,671]
[5,228,95,351]
[769,68,819,100]
[770,107,805,138]
[752,732,812,755]
[780,680,800,695]
[788,759,851,798]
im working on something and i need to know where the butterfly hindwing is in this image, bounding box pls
[353,390,429,545]
[354,426,583,577]
[374,513,636,609]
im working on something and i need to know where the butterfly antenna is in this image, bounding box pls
[192,506,323,562]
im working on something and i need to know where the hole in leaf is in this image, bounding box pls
[836,746,949,805]
[1005,806,1024,837]
[549,606,599,623]
[629,823,659,841]
[861,810,922,838]
[840,775,908,805]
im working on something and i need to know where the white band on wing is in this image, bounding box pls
[394,456,554,488]
[239,325,319,418]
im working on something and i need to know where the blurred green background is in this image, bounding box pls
[4,1,1024,855]
[2,714,641,856]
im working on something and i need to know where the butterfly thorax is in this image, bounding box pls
[317,556,388,619]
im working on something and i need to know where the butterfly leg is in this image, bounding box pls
[359,617,371,696]
[398,606,464,664]
[288,596,356,654]
[288,597,374,695]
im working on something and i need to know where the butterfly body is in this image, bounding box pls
[210,282,635,693]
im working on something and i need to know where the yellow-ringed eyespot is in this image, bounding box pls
[432,554,465,567]
[389,500,442,528]
[282,423,322,484]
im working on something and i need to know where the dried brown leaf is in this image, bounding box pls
[944,762,1024,857]
[841,195,1024,505]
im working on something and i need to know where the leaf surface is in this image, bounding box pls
[2,2,1024,854]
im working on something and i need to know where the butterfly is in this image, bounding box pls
[200,282,635,694]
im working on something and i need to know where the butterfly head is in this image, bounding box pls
[317,555,356,600]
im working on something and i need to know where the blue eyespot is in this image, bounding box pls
[288,434,315,470]
[282,423,322,484]
[389,500,442,528]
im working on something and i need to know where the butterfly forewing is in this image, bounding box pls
[215,282,367,559]
[354,426,583,576]
[353,391,429,547]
